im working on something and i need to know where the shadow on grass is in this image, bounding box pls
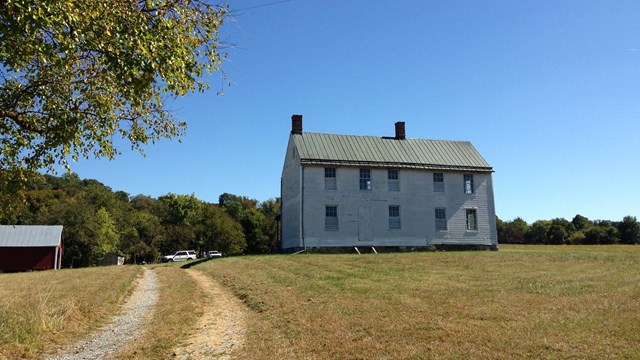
[180,258,213,269]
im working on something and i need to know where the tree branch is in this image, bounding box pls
[0,110,44,134]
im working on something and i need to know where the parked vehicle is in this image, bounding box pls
[206,251,222,258]
[162,250,197,262]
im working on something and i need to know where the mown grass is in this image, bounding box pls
[112,261,202,359]
[0,265,142,359]
[197,245,640,359]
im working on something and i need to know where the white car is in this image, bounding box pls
[206,251,222,258]
[162,250,197,262]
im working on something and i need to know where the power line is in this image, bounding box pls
[232,0,292,12]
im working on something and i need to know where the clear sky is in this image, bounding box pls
[66,0,640,223]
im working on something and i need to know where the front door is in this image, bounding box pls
[358,207,373,242]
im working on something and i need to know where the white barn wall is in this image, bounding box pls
[281,138,302,249]
[300,166,496,248]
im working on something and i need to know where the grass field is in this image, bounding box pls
[1,246,639,359]
[0,262,201,360]
[197,245,640,359]
[0,265,142,359]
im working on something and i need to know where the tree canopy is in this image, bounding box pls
[498,214,638,245]
[7,173,279,267]
[0,0,229,217]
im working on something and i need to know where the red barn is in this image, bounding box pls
[0,225,63,271]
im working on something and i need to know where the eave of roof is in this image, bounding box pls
[300,159,492,172]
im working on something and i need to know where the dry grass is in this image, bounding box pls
[2,247,638,359]
[0,265,142,359]
[111,262,202,359]
[197,245,640,359]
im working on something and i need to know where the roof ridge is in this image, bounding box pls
[297,132,470,143]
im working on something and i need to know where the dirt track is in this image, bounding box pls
[173,269,247,359]
[46,266,246,360]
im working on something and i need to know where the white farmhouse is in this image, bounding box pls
[281,115,498,252]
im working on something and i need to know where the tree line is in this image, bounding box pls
[4,172,639,268]
[3,173,279,268]
[497,214,640,245]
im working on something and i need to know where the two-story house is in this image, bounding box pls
[281,115,497,252]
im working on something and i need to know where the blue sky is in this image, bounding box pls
[68,0,640,223]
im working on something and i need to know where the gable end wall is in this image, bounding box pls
[281,137,302,250]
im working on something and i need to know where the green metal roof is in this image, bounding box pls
[292,132,492,172]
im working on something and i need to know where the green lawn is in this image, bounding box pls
[197,245,640,359]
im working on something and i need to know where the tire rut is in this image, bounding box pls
[173,269,247,360]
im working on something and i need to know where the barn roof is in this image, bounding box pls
[0,225,63,247]
[292,132,493,172]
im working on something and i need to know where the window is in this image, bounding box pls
[324,168,337,190]
[388,170,399,191]
[433,172,444,192]
[325,206,338,230]
[466,208,478,231]
[435,208,447,231]
[389,206,401,229]
[464,174,474,194]
[360,169,372,190]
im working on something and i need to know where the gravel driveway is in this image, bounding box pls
[46,267,159,360]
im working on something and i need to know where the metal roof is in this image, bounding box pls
[0,225,63,247]
[292,133,492,171]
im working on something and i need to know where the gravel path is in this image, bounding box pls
[173,269,247,360]
[46,267,159,360]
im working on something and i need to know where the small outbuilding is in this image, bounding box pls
[0,225,63,271]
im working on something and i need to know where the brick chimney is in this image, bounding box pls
[395,121,406,140]
[291,114,303,135]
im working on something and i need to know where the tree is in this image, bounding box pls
[159,193,202,225]
[0,0,229,218]
[158,224,195,255]
[502,217,529,244]
[197,204,246,255]
[547,223,568,245]
[570,231,586,245]
[525,220,550,244]
[547,218,571,245]
[259,198,281,253]
[583,226,617,245]
[572,214,591,232]
[121,210,163,263]
[496,216,506,243]
[89,207,120,264]
[618,216,640,244]
[42,196,95,267]
[219,193,272,254]
[604,226,620,244]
